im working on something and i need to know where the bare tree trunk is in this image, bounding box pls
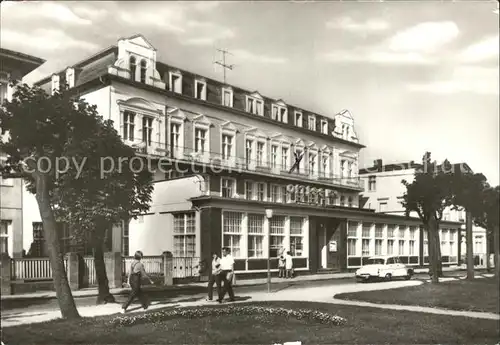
[35,173,80,319]
[427,216,439,283]
[494,224,499,279]
[466,210,474,280]
[93,226,115,304]
[486,226,491,273]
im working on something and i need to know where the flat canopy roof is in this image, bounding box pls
[0,48,45,78]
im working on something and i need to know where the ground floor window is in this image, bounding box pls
[223,211,243,257]
[248,214,264,258]
[269,216,285,257]
[122,223,129,256]
[375,239,383,255]
[361,239,370,256]
[398,240,405,255]
[290,217,304,256]
[347,238,356,256]
[173,212,196,257]
[0,220,10,256]
[32,222,46,257]
[409,240,416,255]
[387,239,394,255]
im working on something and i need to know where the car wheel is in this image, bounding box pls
[405,271,413,280]
[385,273,392,281]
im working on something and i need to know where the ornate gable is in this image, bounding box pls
[270,133,291,144]
[221,121,238,133]
[127,34,157,51]
[193,114,212,127]
[117,97,162,116]
[245,127,268,139]
[167,107,187,122]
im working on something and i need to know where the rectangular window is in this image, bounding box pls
[379,202,388,212]
[248,214,264,258]
[281,147,289,171]
[170,73,182,93]
[347,239,357,256]
[269,216,285,257]
[123,111,135,141]
[368,176,376,191]
[321,155,329,177]
[170,123,180,152]
[398,228,406,239]
[321,120,328,134]
[257,182,266,201]
[271,185,280,203]
[387,239,394,255]
[295,111,303,127]
[245,139,253,166]
[398,240,405,255]
[142,117,153,146]
[348,222,358,237]
[245,181,254,200]
[173,213,196,257]
[246,96,264,115]
[290,217,304,256]
[122,224,129,256]
[409,240,416,255]
[194,80,206,100]
[31,222,46,257]
[308,153,316,175]
[308,115,316,130]
[221,178,235,198]
[0,82,8,104]
[272,105,288,123]
[223,212,243,258]
[387,225,395,238]
[409,227,416,240]
[194,128,207,154]
[362,239,370,256]
[222,88,233,107]
[0,220,9,256]
[256,142,264,166]
[362,223,371,238]
[375,224,383,238]
[221,134,233,160]
[375,239,383,255]
[271,145,278,168]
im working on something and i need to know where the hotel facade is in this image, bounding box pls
[19,34,462,278]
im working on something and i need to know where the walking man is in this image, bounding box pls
[207,252,222,301]
[122,250,154,313]
[218,247,235,303]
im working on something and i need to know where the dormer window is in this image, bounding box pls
[246,96,263,116]
[129,56,137,81]
[51,74,60,95]
[65,68,75,88]
[169,72,182,94]
[194,80,207,101]
[140,60,147,83]
[308,115,316,131]
[295,111,303,127]
[272,104,288,123]
[321,119,328,134]
[222,87,233,107]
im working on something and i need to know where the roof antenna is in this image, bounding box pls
[214,48,234,84]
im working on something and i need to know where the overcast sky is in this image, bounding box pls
[1,1,498,185]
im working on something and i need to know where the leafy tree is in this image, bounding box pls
[474,185,500,277]
[1,83,82,318]
[401,152,453,283]
[449,171,488,279]
[0,83,153,314]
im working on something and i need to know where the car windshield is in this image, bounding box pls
[366,258,385,265]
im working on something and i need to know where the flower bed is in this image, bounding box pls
[109,305,347,327]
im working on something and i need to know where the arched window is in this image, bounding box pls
[140,60,147,83]
[129,56,136,81]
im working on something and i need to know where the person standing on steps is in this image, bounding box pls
[122,250,154,314]
[207,252,222,301]
[218,247,235,303]
[285,251,294,278]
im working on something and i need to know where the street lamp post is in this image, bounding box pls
[265,209,273,293]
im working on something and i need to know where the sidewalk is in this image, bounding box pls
[0,266,465,301]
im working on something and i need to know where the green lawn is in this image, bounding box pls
[2,301,499,344]
[336,276,500,314]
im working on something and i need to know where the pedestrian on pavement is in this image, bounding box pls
[285,251,294,278]
[278,255,286,278]
[217,247,235,303]
[121,250,154,314]
[207,251,222,301]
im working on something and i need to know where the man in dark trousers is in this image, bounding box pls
[217,247,235,303]
[207,251,222,301]
[122,250,154,313]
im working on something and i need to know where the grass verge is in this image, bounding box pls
[1,301,499,344]
[336,276,500,314]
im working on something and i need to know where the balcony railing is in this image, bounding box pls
[169,147,364,190]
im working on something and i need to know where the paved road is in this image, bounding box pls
[1,273,436,312]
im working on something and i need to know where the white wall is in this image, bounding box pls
[128,175,207,256]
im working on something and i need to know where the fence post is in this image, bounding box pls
[0,254,12,295]
[105,252,122,289]
[162,251,173,286]
[66,252,81,290]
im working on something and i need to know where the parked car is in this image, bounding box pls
[355,255,413,282]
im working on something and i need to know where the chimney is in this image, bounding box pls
[374,159,383,171]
